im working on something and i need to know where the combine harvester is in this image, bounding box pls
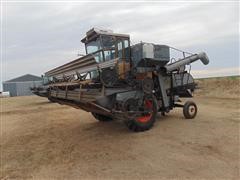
[32,28,209,132]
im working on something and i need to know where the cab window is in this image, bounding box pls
[124,39,130,60]
[93,51,104,63]
[86,38,101,54]
[104,50,115,61]
[117,41,123,59]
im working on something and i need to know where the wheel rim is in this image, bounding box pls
[136,99,153,123]
[188,105,196,116]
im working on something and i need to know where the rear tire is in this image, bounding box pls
[92,113,113,122]
[124,95,158,132]
[183,101,197,119]
[48,97,56,103]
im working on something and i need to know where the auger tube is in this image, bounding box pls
[164,52,209,72]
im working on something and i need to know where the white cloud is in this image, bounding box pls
[0,1,239,91]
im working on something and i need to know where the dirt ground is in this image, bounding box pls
[1,78,240,179]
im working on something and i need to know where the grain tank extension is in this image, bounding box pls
[32,28,209,132]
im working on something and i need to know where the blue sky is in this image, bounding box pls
[0,1,239,90]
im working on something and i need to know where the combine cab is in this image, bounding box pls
[32,28,209,132]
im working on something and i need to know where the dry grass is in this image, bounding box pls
[195,76,240,98]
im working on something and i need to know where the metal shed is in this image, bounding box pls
[3,74,42,97]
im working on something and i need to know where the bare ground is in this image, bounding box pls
[0,78,240,179]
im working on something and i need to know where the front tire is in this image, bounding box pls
[91,113,113,122]
[124,95,158,132]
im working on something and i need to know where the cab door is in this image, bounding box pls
[117,39,130,79]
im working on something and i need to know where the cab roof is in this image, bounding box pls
[81,28,129,44]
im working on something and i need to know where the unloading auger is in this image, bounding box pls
[32,28,209,132]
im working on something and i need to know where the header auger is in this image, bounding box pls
[32,28,209,132]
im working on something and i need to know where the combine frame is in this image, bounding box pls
[32,28,209,132]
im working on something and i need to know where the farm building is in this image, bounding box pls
[3,74,42,97]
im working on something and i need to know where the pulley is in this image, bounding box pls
[142,77,154,94]
[100,68,118,87]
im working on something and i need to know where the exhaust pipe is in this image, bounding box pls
[165,52,209,72]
